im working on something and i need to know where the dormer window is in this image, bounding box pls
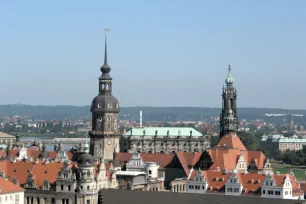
[167,130,169,136]
[155,130,158,136]
[178,130,181,136]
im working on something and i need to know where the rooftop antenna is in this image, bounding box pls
[140,110,143,128]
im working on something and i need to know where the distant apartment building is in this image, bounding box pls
[0,177,24,204]
[261,134,306,152]
[0,132,16,147]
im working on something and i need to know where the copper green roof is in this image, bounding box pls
[226,64,234,84]
[124,127,203,137]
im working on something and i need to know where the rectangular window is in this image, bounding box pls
[15,194,19,204]
[227,188,232,192]
[68,185,71,191]
[263,190,265,194]
[202,186,205,190]
[234,188,239,192]
[149,170,152,175]
[52,198,55,204]
[10,195,13,200]
[61,185,64,190]
[87,200,90,204]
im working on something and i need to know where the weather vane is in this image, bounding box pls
[105,28,110,34]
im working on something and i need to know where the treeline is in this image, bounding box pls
[1,104,306,121]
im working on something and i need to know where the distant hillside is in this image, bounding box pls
[0,104,306,122]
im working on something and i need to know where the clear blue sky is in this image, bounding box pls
[1,1,306,109]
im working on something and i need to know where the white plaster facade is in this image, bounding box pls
[225,171,243,196]
[261,174,298,200]
[0,192,24,204]
[186,169,208,194]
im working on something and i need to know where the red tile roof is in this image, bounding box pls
[238,173,265,194]
[205,170,230,191]
[0,177,24,194]
[216,133,247,151]
[208,148,241,170]
[272,174,303,197]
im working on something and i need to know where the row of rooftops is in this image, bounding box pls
[187,169,303,197]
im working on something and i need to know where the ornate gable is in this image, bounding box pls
[235,154,247,173]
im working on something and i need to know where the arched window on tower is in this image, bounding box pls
[108,117,112,130]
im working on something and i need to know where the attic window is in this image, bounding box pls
[13,169,16,172]
[45,170,48,174]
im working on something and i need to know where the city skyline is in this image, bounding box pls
[1,1,306,109]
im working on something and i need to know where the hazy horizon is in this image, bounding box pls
[1,1,306,109]
[2,103,306,111]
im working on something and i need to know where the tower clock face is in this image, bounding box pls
[107,140,112,145]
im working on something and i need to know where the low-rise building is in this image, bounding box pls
[186,169,303,200]
[0,177,24,204]
[116,153,165,191]
[0,132,16,145]
[261,134,306,152]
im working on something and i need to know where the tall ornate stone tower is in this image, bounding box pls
[89,29,120,161]
[219,65,239,137]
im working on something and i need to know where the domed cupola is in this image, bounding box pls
[90,29,120,132]
[77,153,95,168]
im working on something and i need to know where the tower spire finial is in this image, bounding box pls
[225,64,234,84]
[101,28,111,73]
[104,28,110,65]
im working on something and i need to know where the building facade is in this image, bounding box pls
[89,30,120,161]
[115,153,165,191]
[121,127,210,154]
[261,134,306,152]
[0,178,24,204]
[0,132,16,148]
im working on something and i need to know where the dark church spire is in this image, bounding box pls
[219,64,239,138]
[100,28,111,75]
